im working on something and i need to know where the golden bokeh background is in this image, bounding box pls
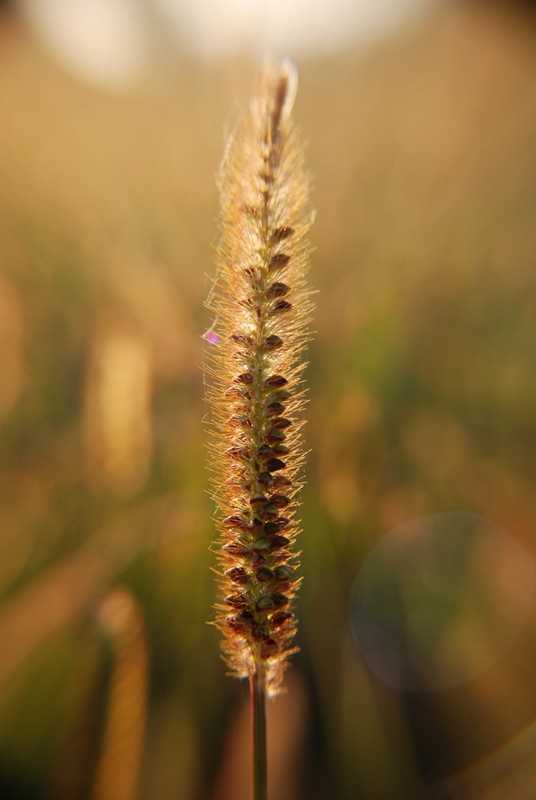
[1,1,536,797]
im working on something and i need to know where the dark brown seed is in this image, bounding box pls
[264,521,280,535]
[229,404,249,417]
[223,515,247,530]
[263,334,283,351]
[229,414,251,428]
[274,565,293,580]
[226,593,248,609]
[267,282,290,299]
[227,614,252,633]
[235,372,253,385]
[256,595,275,611]
[270,389,292,401]
[226,446,250,462]
[246,518,263,533]
[250,493,267,508]
[229,463,247,475]
[265,401,286,416]
[270,494,291,508]
[267,535,290,551]
[225,475,247,487]
[266,429,286,443]
[272,417,292,430]
[270,611,293,627]
[271,593,289,609]
[252,537,271,551]
[264,518,290,534]
[226,618,243,633]
[251,553,266,568]
[230,332,253,346]
[269,253,291,269]
[271,226,295,243]
[225,385,251,400]
[260,502,279,520]
[225,567,249,585]
[260,639,279,659]
[255,566,275,582]
[257,444,274,458]
[258,471,275,487]
[271,474,292,488]
[222,541,247,556]
[227,477,251,491]
[264,375,288,388]
[272,444,290,456]
[265,457,286,472]
[270,300,293,315]
[275,580,293,594]
[251,626,265,642]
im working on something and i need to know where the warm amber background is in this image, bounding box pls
[1,2,536,798]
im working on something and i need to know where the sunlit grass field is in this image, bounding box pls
[1,4,536,798]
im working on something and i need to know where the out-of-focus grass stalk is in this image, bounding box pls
[91,588,148,800]
[204,60,313,799]
[0,494,190,689]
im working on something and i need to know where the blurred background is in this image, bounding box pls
[1,0,536,797]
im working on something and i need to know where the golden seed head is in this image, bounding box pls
[204,60,313,696]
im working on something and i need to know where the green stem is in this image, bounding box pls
[250,669,267,800]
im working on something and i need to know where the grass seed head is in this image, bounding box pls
[204,60,313,696]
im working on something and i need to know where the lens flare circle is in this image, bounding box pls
[349,512,535,691]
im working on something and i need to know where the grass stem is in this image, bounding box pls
[251,670,267,800]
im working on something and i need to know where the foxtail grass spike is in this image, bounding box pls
[204,60,313,697]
